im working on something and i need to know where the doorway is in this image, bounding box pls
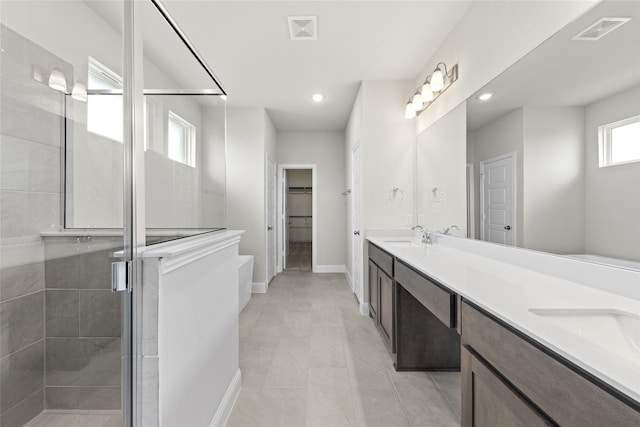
[480,153,516,245]
[277,165,317,272]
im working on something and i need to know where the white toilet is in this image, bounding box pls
[238,255,254,312]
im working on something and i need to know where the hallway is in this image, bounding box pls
[228,271,461,427]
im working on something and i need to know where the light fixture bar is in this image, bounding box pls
[405,63,458,119]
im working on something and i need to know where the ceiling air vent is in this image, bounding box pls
[572,17,631,41]
[288,16,317,41]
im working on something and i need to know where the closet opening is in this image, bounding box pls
[278,165,317,272]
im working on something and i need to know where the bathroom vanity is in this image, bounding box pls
[367,233,640,426]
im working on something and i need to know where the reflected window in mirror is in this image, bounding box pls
[87,57,123,143]
[168,111,196,167]
[599,115,640,167]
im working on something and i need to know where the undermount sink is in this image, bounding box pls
[384,240,425,248]
[529,308,640,358]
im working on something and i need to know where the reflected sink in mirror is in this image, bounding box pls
[529,308,640,358]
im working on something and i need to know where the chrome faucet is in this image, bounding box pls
[411,225,432,244]
[443,225,460,235]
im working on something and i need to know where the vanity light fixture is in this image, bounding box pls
[48,69,68,92]
[478,92,493,101]
[71,82,88,103]
[405,62,458,119]
[311,93,324,102]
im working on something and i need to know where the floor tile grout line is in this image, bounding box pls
[385,366,416,427]
[428,372,462,421]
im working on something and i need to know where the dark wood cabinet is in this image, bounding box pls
[367,243,394,352]
[378,269,394,346]
[461,346,551,427]
[461,300,640,426]
[368,259,378,320]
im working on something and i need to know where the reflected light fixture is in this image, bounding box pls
[48,69,67,92]
[71,82,88,102]
[478,92,493,101]
[312,93,324,102]
[405,62,458,119]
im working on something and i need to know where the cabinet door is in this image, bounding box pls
[462,347,551,427]
[378,269,394,349]
[368,260,378,320]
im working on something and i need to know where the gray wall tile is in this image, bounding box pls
[0,388,43,427]
[1,134,61,193]
[0,340,44,410]
[46,290,79,337]
[45,386,120,410]
[45,249,112,290]
[46,337,120,387]
[80,290,121,337]
[0,291,44,357]
[0,191,60,239]
[0,261,45,302]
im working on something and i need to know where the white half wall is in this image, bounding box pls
[276,132,346,268]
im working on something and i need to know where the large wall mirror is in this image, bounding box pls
[419,0,640,267]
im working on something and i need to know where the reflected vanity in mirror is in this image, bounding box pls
[418,0,640,268]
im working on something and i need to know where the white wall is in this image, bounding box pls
[414,0,597,134]
[416,102,467,230]
[467,108,524,242]
[226,107,271,284]
[201,105,227,227]
[277,132,346,268]
[344,81,415,307]
[522,107,585,254]
[344,85,362,285]
[584,86,640,261]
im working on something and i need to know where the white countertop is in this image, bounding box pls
[367,234,640,404]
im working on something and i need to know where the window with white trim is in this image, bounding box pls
[599,115,640,167]
[87,57,123,143]
[168,111,196,167]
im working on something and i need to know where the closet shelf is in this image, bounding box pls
[288,186,312,194]
[288,215,312,218]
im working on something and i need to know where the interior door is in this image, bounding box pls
[266,156,277,284]
[352,144,362,299]
[481,155,515,245]
[281,169,289,269]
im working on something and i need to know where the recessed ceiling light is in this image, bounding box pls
[478,93,493,101]
[311,93,324,102]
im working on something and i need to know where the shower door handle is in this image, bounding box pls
[112,260,132,292]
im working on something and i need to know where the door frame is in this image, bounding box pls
[351,143,363,308]
[265,155,277,285]
[479,152,517,246]
[277,164,317,273]
[466,163,475,239]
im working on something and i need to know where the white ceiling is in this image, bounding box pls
[158,1,472,131]
[467,0,640,131]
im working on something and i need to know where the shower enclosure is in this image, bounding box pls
[0,1,226,426]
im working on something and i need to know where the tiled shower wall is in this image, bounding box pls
[0,24,66,426]
[0,25,121,425]
[44,244,121,410]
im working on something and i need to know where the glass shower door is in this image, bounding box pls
[0,1,129,426]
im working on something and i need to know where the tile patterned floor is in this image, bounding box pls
[23,411,121,427]
[230,271,461,427]
[287,242,312,271]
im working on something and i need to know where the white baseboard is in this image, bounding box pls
[252,282,266,293]
[360,302,370,316]
[345,269,353,290]
[315,264,346,273]
[210,369,241,427]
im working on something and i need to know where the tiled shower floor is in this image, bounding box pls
[23,411,121,427]
[229,271,461,426]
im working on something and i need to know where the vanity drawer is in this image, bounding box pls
[395,261,455,328]
[461,301,640,426]
[369,243,393,276]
